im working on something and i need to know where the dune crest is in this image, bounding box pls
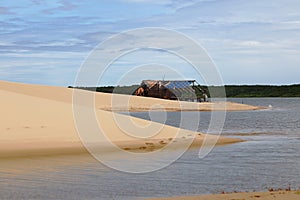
[0,81,246,158]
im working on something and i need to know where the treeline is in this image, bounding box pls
[223,85,300,97]
[68,84,300,97]
[68,85,140,95]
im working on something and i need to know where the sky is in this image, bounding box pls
[0,0,299,86]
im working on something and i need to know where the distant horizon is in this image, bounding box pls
[2,79,299,88]
[69,82,300,97]
[69,82,300,87]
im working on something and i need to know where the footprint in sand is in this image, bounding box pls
[159,140,167,145]
[145,142,154,146]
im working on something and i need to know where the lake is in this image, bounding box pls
[0,98,299,199]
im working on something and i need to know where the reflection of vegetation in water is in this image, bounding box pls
[68,84,300,97]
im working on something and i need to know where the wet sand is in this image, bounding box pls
[147,190,300,200]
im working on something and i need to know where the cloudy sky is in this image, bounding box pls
[0,0,299,86]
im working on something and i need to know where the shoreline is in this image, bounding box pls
[0,80,264,112]
[0,136,244,159]
[146,190,300,200]
[101,105,263,112]
[0,80,253,159]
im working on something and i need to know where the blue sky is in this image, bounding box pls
[0,0,299,86]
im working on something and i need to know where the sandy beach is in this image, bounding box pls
[0,80,262,112]
[147,190,300,200]
[0,80,261,158]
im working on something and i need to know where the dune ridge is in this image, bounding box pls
[0,80,249,158]
[0,80,263,112]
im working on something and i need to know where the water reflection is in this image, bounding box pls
[0,98,299,199]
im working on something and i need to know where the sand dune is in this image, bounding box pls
[0,80,249,158]
[0,80,262,112]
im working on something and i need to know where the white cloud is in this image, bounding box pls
[1,0,299,85]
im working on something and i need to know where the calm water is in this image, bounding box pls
[0,98,299,199]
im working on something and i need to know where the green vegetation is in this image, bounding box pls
[196,85,300,97]
[222,85,300,97]
[68,85,140,95]
[68,84,300,97]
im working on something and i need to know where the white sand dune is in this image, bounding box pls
[0,80,253,158]
[0,80,262,111]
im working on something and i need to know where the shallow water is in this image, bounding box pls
[0,98,299,199]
